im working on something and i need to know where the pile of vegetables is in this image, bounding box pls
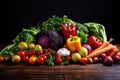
[0,15,120,66]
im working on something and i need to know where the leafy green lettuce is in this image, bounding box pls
[83,22,107,43]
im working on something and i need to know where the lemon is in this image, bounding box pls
[34,44,42,52]
[18,42,28,50]
[71,53,81,62]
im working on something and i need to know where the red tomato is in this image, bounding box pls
[27,51,35,57]
[56,58,62,65]
[53,50,57,55]
[22,56,29,63]
[0,56,4,62]
[66,56,72,62]
[80,58,88,65]
[43,55,47,61]
[17,50,26,58]
[43,49,48,54]
[36,56,45,64]
[56,54,61,59]
[28,56,37,64]
[36,51,43,56]
[47,48,51,52]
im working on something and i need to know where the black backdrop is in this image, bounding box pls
[1,0,119,43]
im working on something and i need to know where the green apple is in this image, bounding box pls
[79,47,88,58]
[71,53,81,62]
[34,44,42,52]
[18,42,28,50]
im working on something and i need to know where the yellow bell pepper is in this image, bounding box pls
[67,36,81,52]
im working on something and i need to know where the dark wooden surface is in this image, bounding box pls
[0,44,120,80]
[0,63,120,80]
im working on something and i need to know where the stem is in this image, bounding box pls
[70,35,74,41]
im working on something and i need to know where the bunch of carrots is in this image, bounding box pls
[86,38,120,58]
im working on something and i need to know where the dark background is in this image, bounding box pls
[1,0,119,43]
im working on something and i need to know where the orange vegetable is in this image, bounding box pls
[92,38,113,52]
[116,52,120,57]
[67,36,81,52]
[87,44,115,58]
[92,41,110,53]
[109,46,118,57]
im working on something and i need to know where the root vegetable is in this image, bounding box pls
[87,44,115,58]
[108,46,118,57]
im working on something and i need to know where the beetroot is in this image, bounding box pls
[112,55,120,64]
[103,56,114,66]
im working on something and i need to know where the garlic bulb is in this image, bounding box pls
[57,48,70,56]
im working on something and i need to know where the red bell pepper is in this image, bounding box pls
[88,35,102,49]
[61,23,76,40]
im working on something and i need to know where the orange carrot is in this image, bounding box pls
[90,38,114,54]
[116,52,120,57]
[109,46,118,57]
[87,44,115,58]
[92,41,110,52]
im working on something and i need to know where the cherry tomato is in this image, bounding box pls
[36,56,45,64]
[56,58,62,65]
[43,49,48,54]
[0,56,4,62]
[53,50,57,55]
[43,55,47,61]
[36,51,43,56]
[28,55,37,64]
[80,58,88,65]
[27,51,35,57]
[46,54,50,59]
[47,48,51,52]
[56,54,61,59]
[66,56,72,62]
[22,55,29,63]
[17,50,26,58]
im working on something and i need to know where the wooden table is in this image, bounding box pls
[0,63,120,80]
[0,44,120,80]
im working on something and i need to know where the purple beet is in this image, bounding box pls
[103,56,114,66]
[112,55,120,64]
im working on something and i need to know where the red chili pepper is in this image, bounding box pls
[88,35,102,49]
[61,23,76,40]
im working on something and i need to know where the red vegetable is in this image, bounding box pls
[103,56,114,66]
[55,58,62,65]
[87,44,115,58]
[88,35,102,49]
[36,56,45,64]
[0,56,4,62]
[61,23,76,40]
